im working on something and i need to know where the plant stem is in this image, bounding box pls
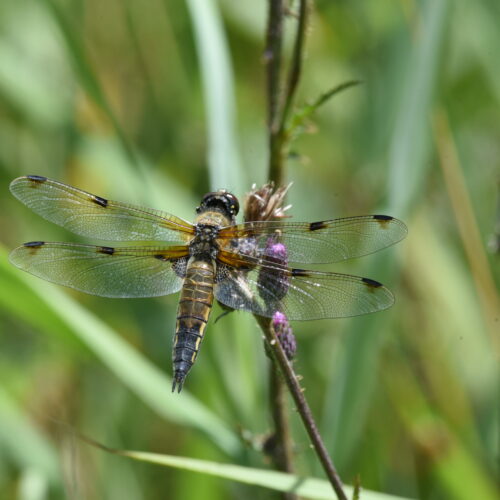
[257,317,348,500]
[265,0,284,132]
[268,365,298,500]
[263,2,347,499]
[266,0,310,187]
[265,0,286,186]
[265,6,297,497]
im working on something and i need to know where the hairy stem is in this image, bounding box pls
[257,317,348,500]
[263,2,346,499]
[264,5,297,497]
[268,364,297,500]
[265,0,286,186]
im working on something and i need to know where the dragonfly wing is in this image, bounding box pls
[218,215,407,264]
[10,176,194,242]
[214,250,394,320]
[9,242,189,298]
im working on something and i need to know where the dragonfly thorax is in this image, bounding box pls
[190,223,221,258]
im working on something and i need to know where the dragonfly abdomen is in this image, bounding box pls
[172,258,215,392]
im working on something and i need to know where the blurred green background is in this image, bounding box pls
[0,0,498,499]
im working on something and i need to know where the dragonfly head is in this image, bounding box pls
[197,190,240,217]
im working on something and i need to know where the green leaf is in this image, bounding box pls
[287,80,362,138]
[387,0,450,215]
[86,440,413,500]
[184,0,246,195]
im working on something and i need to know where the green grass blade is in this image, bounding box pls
[95,444,413,500]
[0,388,60,485]
[41,0,139,170]
[387,0,450,215]
[184,0,245,195]
[322,0,451,468]
[0,248,241,457]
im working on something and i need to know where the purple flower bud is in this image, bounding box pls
[257,238,290,304]
[271,311,296,360]
[272,311,287,327]
[267,242,287,261]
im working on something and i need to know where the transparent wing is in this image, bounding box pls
[10,175,194,242]
[214,250,394,320]
[218,215,407,264]
[9,241,189,298]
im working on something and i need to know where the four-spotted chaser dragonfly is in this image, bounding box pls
[9,175,407,391]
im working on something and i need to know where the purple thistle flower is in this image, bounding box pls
[257,238,290,304]
[272,311,287,326]
[266,242,287,261]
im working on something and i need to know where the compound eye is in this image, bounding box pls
[201,192,216,205]
[228,194,239,215]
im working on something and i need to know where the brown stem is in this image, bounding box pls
[265,0,285,132]
[263,3,346,498]
[265,0,285,186]
[264,7,296,495]
[266,0,310,187]
[257,317,348,500]
[268,364,297,500]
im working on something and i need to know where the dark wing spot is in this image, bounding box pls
[362,277,383,289]
[23,241,45,248]
[373,215,393,228]
[26,175,47,184]
[91,195,108,208]
[291,268,310,277]
[97,246,115,255]
[309,221,328,231]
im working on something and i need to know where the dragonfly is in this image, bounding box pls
[9,175,407,392]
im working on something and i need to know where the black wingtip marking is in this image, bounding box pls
[291,268,310,277]
[97,246,115,255]
[362,277,383,289]
[23,241,45,248]
[26,175,47,184]
[92,195,108,208]
[309,221,328,231]
[373,215,393,221]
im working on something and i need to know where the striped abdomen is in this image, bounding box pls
[172,257,215,392]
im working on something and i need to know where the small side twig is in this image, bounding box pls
[257,317,348,500]
[280,0,309,130]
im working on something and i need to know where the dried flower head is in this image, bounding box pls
[244,182,292,222]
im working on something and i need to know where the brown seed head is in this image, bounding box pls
[243,182,292,222]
